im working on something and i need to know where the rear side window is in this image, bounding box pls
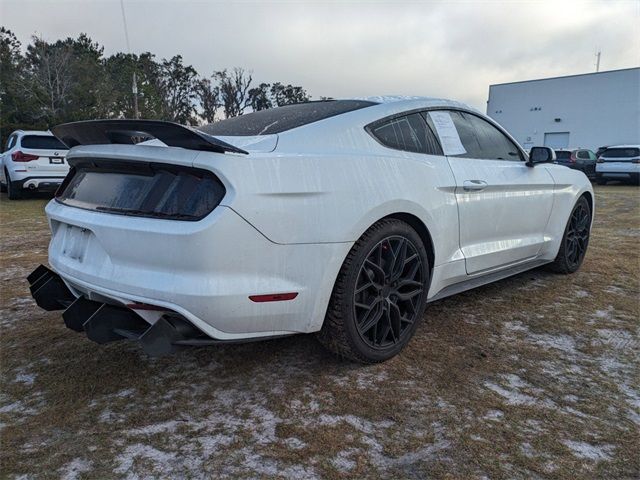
[602,147,640,158]
[577,150,591,159]
[5,135,17,150]
[21,135,68,150]
[199,100,377,136]
[369,113,442,155]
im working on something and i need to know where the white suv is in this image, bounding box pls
[0,130,70,199]
[595,145,640,185]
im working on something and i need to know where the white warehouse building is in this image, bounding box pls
[486,67,640,152]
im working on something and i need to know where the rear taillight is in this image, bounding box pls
[12,151,39,162]
[569,152,577,163]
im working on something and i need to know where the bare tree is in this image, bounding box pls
[24,36,74,122]
[195,77,220,123]
[215,67,253,118]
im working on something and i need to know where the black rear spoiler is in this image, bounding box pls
[50,119,248,155]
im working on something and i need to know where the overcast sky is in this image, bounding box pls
[2,0,638,110]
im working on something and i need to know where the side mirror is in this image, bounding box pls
[527,146,556,167]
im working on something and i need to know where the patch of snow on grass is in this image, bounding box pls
[594,306,615,320]
[0,400,37,415]
[59,458,92,480]
[114,444,177,476]
[14,372,36,386]
[603,285,624,295]
[528,333,576,355]
[283,437,306,450]
[317,414,393,435]
[483,409,504,420]
[562,440,614,461]
[331,449,357,472]
[484,375,552,407]
[596,328,637,349]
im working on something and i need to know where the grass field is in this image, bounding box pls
[1,186,638,479]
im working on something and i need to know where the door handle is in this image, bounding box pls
[463,180,488,192]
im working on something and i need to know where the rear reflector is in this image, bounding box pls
[249,293,298,303]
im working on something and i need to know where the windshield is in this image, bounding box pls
[198,100,377,136]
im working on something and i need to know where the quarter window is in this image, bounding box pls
[445,111,522,161]
[370,113,442,155]
[577,150,590,159]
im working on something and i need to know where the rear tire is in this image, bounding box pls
[317,219,430,363]
[547,196,591,274]
[6,170,22,200]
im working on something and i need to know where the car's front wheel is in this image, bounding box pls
[548,196,591,274]
[318,219,430,363]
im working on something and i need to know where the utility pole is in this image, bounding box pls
[595,50,601,73]
[132,72,139,119]
[120,0,139,119]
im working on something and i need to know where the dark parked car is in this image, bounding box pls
[554,148,597,177]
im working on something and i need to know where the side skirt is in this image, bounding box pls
[427,258,550,303]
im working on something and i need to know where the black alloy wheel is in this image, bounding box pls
[353,236,425,349]
[564,200,590,270]
[318,219,430,363]
[548,196,591,274]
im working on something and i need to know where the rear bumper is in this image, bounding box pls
[44,200,351,341]
[26,264,237,356]
[596,162,640,180]
[12,176,66,191]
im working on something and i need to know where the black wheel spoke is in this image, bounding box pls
[358,299,384,333]
[390,239,408,281]
[389,301,402,341]
[355,281,376,295]
[364,259,385,285]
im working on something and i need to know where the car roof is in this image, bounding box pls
[13,130,54,136]
[201,97,482,138]
[603,144,640,149]
[555,148,591,151]
[350,95,479,115]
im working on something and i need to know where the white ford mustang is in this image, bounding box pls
[27,97,593,362]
